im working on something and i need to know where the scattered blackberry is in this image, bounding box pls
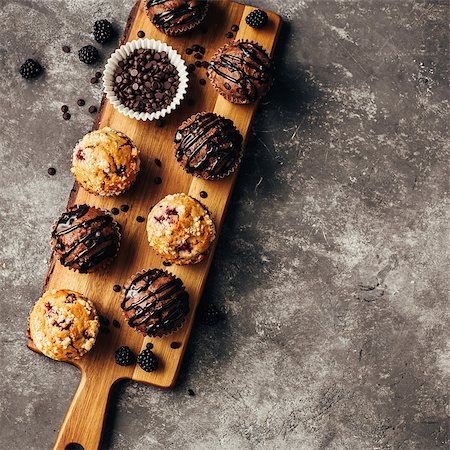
[245,9,268,29]
[19,59,43,79]
[114,346,134,366]
[78,45,99,64]
[93,19,113,44]
[202,303,223,326]
[137,348,158,372]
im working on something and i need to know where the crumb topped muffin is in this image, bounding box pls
[71,127,140,196]
[147,193,215,265]
[29,289,99,361]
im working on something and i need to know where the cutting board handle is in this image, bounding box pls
[54,370,115,450]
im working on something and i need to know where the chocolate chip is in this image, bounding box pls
[224,82,231,90]
[199,46,206,54]
[88,105,97,113]
[120,204,129,212]
[226,32,233,38]
[200,190,208,198]
[187,64,196,73]
[201,61,209,69]
[47,167,56,176]
[146,342,153,349]
[95,71,102,78]
[63,112,71,120]
[62,45,71,53]
[77,98,85,106]
[154,158,162,167]
[188,389,195,396]
[163,261,172,266]
[192,45,200,52]
[111,207,119,215]
[199,78,206,86]
[194,53,203,60]
[137,30,145,38]
[112,320,120,328]
[61,105,69,113]
[113,284,121,292]
[231,24,239,32]
[170,342,181,349]
[99,315,110,327]
[90,77,98,84]
[136,216,145,223]
[154,177,162,185]
[195,61,202,68]
[156,119,164,128]
[186,48,193,55]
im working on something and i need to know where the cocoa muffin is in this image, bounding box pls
[51,204,121,273]
[174,112,243,179]
[121,269,189,337]
[144,0,208,36]
[29,289,99,361]
[147,193,216,265]
[208,41,273,104]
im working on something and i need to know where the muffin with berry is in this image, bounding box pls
[29,289,99,361]
[147,193,215,265]
[51,204,121,273]
[144,0,208,36]
[174,112,243,180]
[71,128,140,196]
[121,268,190,337]
[208,40,273,104]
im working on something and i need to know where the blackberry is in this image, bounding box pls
[114,346,134,366]
[93,19,114,44]
[78,45,99,64]
[245,9,268,29]
[137,348,158,372]
[202,303,223,326]
[19,59,43,79]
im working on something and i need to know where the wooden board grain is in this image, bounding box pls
[27,1,281,448]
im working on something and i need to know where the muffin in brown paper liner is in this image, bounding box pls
[144,0,208,36]
[51,204,121,274]
[174,111,244,180]
[207,40,273,104]
[146,193,216,265]
[120,268,190,337]
[28,289,99,361]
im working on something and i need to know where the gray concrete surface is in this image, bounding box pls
[0,0,449,449]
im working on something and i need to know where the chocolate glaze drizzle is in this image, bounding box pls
[121,269,189,336]
[175,112,242,177]
[210,42,272,102]
[147,0,207,31]
[52,204,118,273]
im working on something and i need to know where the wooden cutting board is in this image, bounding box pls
[27,1,281,449]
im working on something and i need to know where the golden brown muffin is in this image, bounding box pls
[29,289,99,361]
[147,193,215,265]
[71,127,140,196]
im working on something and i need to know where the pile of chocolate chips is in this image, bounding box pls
[112,48,180,114]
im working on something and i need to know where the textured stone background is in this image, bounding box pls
[0,0,449,449]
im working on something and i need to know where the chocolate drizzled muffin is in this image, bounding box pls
[147,193,215,265]
[29,289,99,361]
[174,112,243,179]
[121,269,189,337]
[208,40,273,104]
[51,205,121,273]
[71,128,140,196]
[145,0,208,36]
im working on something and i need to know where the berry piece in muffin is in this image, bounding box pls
[174,112,243,180]
[144,0,208,36]
[121,269,189,337]
[208,40,273,104]
[28,289,99,361]
[51,204,121,273]
[147,193,215,265]
[71,127,140,196]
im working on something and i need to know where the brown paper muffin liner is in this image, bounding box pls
[50,205,122,274]
[120,268,189,338]
[144,1,209,36]
[173,111,244,181]
[207,39,274,105]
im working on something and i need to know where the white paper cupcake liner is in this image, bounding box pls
[103,39,189,121]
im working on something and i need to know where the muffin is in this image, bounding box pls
[71,127,140,196]
[147,193,215,265]
[121,268,189,337]
[174,112,243,179]
[208,41,273,104]
[144,0,208,36]
[29,289,99,361]
[51,204,121,273]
